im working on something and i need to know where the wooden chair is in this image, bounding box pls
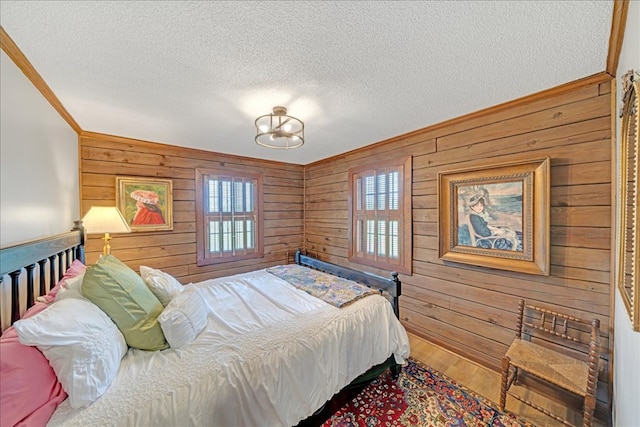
[499,299,600,427]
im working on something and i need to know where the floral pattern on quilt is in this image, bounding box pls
[266,264,378,308]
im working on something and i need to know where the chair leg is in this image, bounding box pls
[499,356,511,411]
[582,394,596,427]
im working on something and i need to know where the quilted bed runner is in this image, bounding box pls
[266,264,378,308]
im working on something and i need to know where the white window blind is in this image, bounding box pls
[349,156,411,274]
[196,168,263,266]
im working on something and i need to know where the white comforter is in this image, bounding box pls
[47,269,410,427]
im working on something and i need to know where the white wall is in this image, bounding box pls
[0,51,79,246]
[613,1,640,426]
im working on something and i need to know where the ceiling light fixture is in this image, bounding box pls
[255,106,304,149]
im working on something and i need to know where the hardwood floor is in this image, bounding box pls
[408,332,608,427]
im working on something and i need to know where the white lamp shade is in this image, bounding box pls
[82,207,131,234]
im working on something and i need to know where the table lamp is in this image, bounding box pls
[81,206,131,256]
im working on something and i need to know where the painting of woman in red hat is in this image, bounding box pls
[116,177,173,232]
[130,189,165,225]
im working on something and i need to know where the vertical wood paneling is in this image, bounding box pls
[79,133,304,282]
[304,79,613,411]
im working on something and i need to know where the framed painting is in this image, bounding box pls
[116,176,173,232]
[438,158,550,275]
[617,70,640,331]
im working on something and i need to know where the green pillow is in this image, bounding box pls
[82,255,168,351]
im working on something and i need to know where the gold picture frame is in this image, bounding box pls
[116,176,173,232]
[617,70,640,331]
[438,158,550,275]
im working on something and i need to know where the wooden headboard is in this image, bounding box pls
[0,221,85,330]
[294,249,402,318]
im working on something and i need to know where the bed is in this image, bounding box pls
[0,222,410,427]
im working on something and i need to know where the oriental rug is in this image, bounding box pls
[322,358,534,427]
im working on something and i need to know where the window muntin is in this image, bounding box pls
[349,156,411,274]
[196,169,263,265]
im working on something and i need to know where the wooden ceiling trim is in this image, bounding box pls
[606,0,630,77]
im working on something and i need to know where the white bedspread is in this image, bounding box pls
[47,268,410,427]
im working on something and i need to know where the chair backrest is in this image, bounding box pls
[464,214,478,246]
[515,299,600,362]
[465,214,494,247]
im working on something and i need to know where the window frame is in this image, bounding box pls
[347,155,412,274]
[195,168,264,266]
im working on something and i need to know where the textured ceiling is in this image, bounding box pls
[0,1,614,165]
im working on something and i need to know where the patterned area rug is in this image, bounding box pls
[322,358,534,427]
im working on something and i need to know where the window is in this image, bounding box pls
[348,156,411,274]
[196,168,263,266]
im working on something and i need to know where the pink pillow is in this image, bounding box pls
[41,259,86,303]
[0,303,67,427]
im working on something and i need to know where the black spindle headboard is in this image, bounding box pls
[0,221,85,330]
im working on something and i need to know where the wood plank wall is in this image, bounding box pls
[304,78,613,411]
[79,133,304,282]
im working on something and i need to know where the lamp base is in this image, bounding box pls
[102,232,112,256]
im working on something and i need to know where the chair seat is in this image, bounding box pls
[506,338,588,396]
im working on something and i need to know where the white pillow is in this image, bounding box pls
[14,298,128,408]
[158,286,208,349]
[54,271,86,301]
[139,265,184,306]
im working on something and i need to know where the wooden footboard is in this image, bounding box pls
[294,249,401,318]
